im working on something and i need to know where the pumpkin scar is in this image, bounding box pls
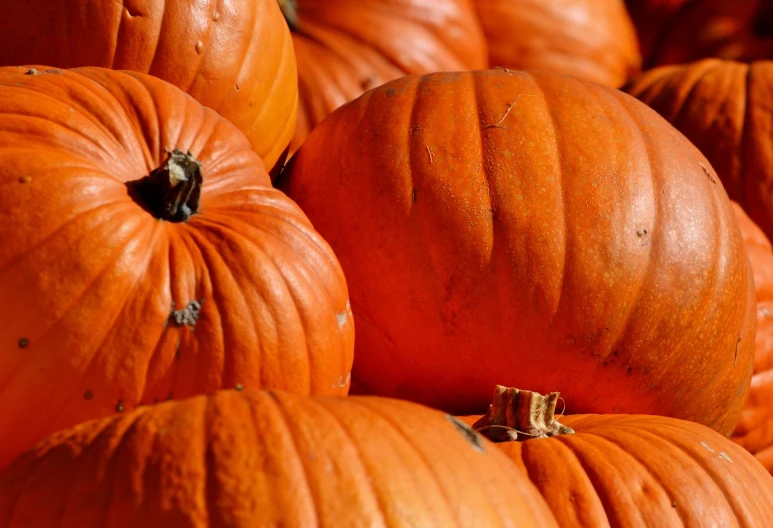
[735,335,741,367]
[167,299,205,328]
[483,94,534,130]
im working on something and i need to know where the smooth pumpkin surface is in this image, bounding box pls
[475,0,641,87]
[279,0,488,154]
[458,407,773,527]
[731,203,773,473]
[0,0,297,172]
[626,59,773,241]
[0,389,559,527]
[0,66,353,471]
[280,69,756,434]
[626,0,773,67]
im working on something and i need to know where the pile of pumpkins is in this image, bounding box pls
[2,0,773,526]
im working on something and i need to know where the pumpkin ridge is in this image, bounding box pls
[738,62,754,210]
[263,391,328,525]
[558,431,674,525]
[348,397,475,520]
[527,73,570,330]
[0,202,147,392]
[469,71,497,243]
[92,411,148,523]
[52,223,161,419]
[171,226,243,393]
[592,89,660,366]
[584,416,771,520]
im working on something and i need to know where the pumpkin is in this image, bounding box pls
[0,0,297,173]
[279,69,755,434]
[474,0,641,87]
[730,203,773,473]
[0,389,559,527]
[460,386,773,527]
[278,0,488,154]
[624,0,691,66]
[626,59,773,241]
[0,66,354,471]
[625,0,773,67]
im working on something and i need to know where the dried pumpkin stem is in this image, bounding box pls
[277,0,299,30]
[471,385,574,443]
[128,149,203,222]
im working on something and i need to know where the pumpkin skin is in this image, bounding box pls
[0,389,559,527]
[0,66,354,471]
[626,0,773,67]
[279,0,488,154]
[731,203,773,473]
[0,0,297,172]
[280,69,756,434]
[458,410,773,526]
[474,0,641,87]
[626,59,773,241]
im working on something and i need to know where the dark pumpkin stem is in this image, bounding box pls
[471,385,574,443]
[278,0,299,30]
[128,149,203,222]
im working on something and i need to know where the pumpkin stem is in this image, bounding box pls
[278,0,299,30]
[127,149,203,222]
[471,386,574,443]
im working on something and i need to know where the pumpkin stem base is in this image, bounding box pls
[471,386,574,442]
[127,149,203,222]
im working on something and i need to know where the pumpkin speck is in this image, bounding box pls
[18,338,28,348]
[84,390,93,400]
[115,400,124,413]
[18,175,31,183]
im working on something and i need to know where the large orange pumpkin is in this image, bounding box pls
[625,0,773,67]
[0,66,353,471]
[280,69,756,434]
[475,0,641,87]
[731,203,773,473]
[0,0,297,172]
[278,0,488,154]
[626,59,773,241]
[0,389,559,527]
[461,386,773,526]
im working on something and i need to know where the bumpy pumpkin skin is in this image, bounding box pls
[0,0,297,172]
[281,0,488,154]
[626,59,773,242]
[731,203,773,473]
[0,390,559,527]
[458,412,773,526]
[281,69,756,433]
[475,0,641,87]
[0,66,354,471]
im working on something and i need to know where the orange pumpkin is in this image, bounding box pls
[0,389,559,527]
[461,386,773,526]
[731,203,773,473]
[626,0,773,67]
[626,59,773,241]
[0,0,297,172]
[280,69,755,434]
[279,0,488,154]
[624,0,691,66]
[0,66,353,471]
[475,0,641,87]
